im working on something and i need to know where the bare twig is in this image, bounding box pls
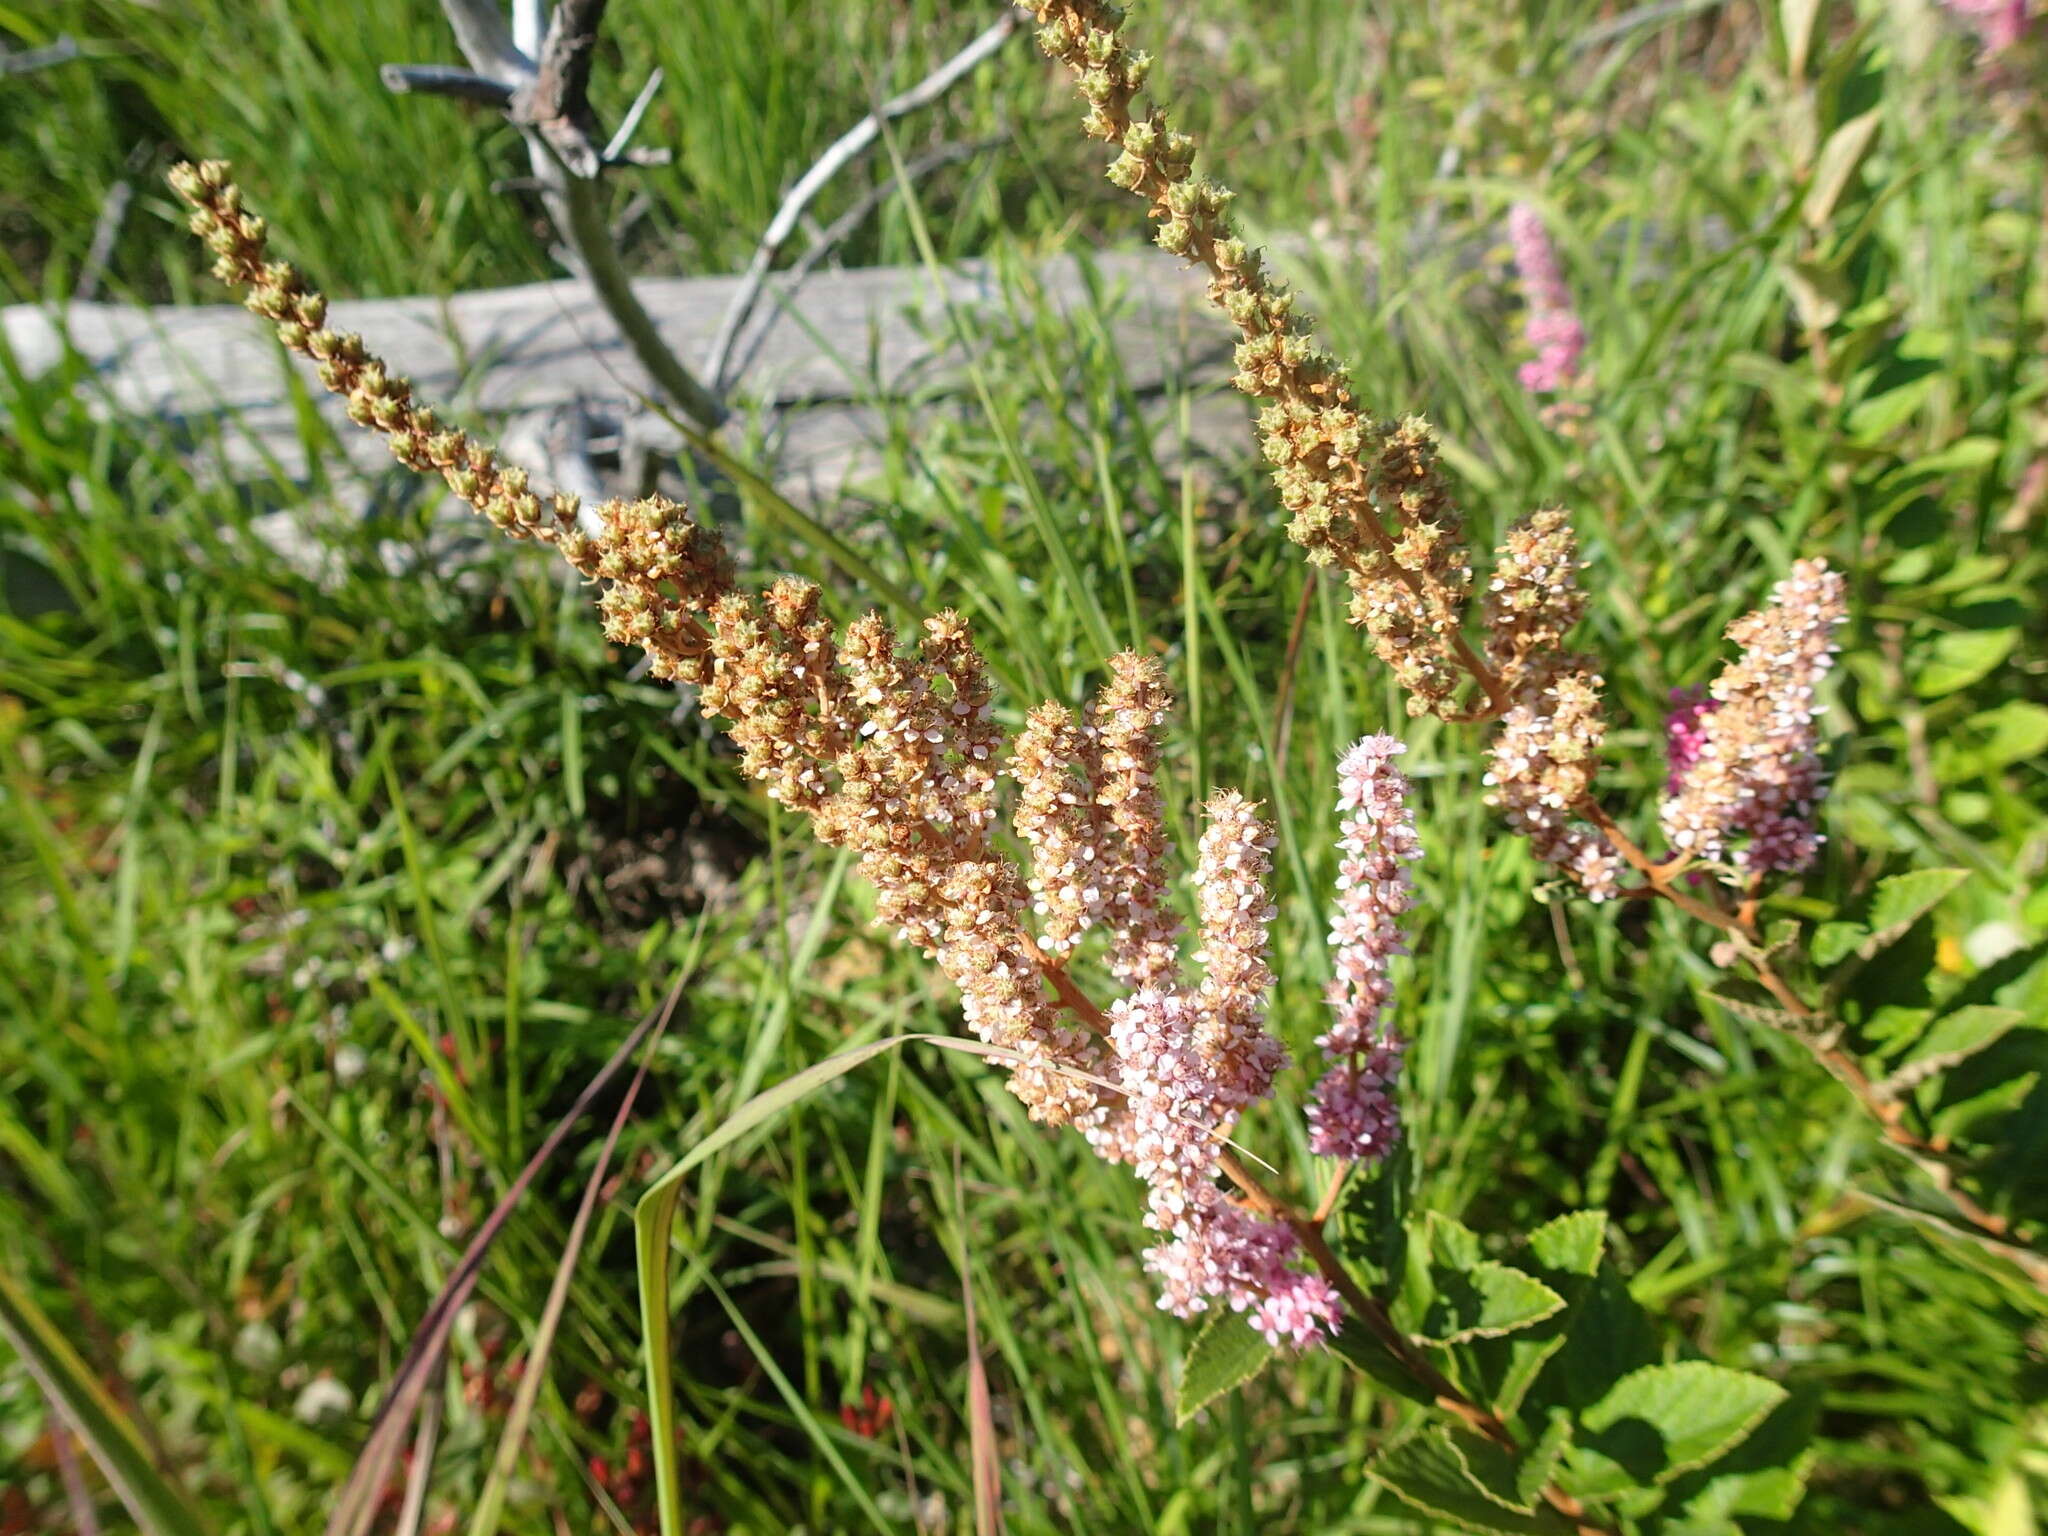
[704,12,1024,392]
[721,136,1000,385]
[387,0,726,430]
[518,0,609,176]
[74,143,150,302]
[603,66,667,165]
[378,63,516,106]
[0,35,81,77]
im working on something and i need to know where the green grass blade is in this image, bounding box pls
[0,1266,211,1536]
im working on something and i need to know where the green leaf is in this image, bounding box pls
[1519,1411,1576,1512]
[1812,921,1867,968]
[1420,1261,1567,1345]
[1175,1312,1275,1426]
[1802,109,1880,229]
[1330,1322,1432,1404]
[1862,868,1970,954]
[1448,1432,1543,1516]
[1526,1211,1607,1277]
[1847,370,1938,443]
[1914,629,2019,699]
[1879,1006,2028,1098]
[1469,1215,1608,1418]
[0,1267,212,1536]
[1370,1428,1577,1535]
[1939,701,2048,779]
[1336,1140,1411,1285]
[1903,436,2003,475]
[1427,1209,1486,1271]
[1524,1268,1662,1417]
[1567,1363,1787,1497]
[1664,1387,1820,1523]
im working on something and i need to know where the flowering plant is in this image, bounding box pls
[138,2,2047,1530]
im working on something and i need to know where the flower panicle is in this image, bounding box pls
[1021,2,1479,720]
[1660,557,1848,879]
[1506,203,1589,402]
[168,160,613,568]
[171,160,1114,1129]
[1307,736,1417,1162]
[1088,653,1185,988]
[1191,790,1287,1113]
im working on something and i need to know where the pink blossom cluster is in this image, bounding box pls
[1663,686,1718,793]
[1090,986,1341,1348]
[1507,203,1588,398]
[1660,559,1847,878]
[1942,0,2031,54]
[1307,736,1418,1163]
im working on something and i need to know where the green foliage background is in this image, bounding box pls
[3,0,2046,1531]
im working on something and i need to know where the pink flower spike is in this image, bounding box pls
[1507,203,1589,401]
[1307,735,1419,1163]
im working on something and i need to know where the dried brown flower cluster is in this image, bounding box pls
[1022,0,1483,717]
[173,159,1099,1126]
[1023,2,1622,900]
[172,160,1325,1155]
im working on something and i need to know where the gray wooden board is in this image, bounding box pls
[1,247,1254,499]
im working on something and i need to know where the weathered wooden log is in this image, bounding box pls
[1,247,1250,502]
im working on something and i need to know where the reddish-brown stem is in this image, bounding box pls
[1578,796,2042,1272]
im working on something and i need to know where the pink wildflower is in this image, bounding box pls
[1663,686,1718,794]
[1660,559,1847,879]
[1507,203,1588,398]
[1306,735,1418,1163]
[1943,0,2031,53]
[1091,985,1341,1348]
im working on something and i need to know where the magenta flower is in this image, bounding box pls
[1663,685,1718,794]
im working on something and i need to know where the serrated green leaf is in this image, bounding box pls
[1336,1139,1411,1285]
[1370,1428,1577,1535]
[1330,1321,1433,1404]
[1427,1209,1486,1271]
[1459,1220,1600,1413]
[1472,1329,1568,1422]
[1519,1412,1576,1511]
[1526,1211,1607,1277]
[1175,1312,1275,1426]
[1812,921,1867,968]
[1420,1261,1566,1345]
[1566,1363,1787,1497]
[1878,1006,2028,1098]
[1664,1387,1819,1523]
[1448,1432,1543,1516]
[1862,868,1970,954]
[1526,1267,1662,1417]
